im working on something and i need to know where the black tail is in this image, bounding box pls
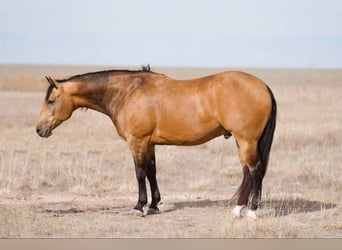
[258,85,277,180]
[232,85,277,206]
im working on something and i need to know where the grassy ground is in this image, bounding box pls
[0,64,341,238]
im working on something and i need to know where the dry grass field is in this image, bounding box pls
[0,64,341,238]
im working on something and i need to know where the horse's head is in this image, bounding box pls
[36,76,74,138]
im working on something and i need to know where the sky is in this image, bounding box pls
[1,0,342,68]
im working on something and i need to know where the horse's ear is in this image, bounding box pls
[45,76,58,89]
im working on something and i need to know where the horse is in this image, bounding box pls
[36,66,277,219]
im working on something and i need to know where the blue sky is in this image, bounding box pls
[1,0,341,68]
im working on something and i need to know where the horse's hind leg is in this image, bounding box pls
[233,164,253,217]
[233,139,261,219]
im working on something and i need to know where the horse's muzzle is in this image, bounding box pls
[36,125,52,138]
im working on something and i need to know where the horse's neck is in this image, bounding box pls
[69,74,145,118]
[69,80,109,115]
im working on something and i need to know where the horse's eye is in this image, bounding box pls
[47,99,55,105]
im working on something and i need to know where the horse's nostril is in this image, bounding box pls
[36,127,40,134]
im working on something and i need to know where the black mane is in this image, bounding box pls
[56,65,152,83]
[45,83,55,101]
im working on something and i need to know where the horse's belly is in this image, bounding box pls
[151,123,225,146]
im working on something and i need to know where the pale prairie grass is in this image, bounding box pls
[70,185,92,196]
[223,216,304,238]
[0,149,130,195]
[0,188,17,199]
[0,205,75,238]
[155,146,178,171]
[189,175,211,191]
[0,206,35,238]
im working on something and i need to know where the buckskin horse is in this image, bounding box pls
[36,66,277,219]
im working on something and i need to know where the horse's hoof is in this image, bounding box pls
[131,209,144,217]
[232,205,244,218]
[246,210,257,220]
[147,207,160,215]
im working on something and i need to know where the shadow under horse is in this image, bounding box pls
[163,198,337,217]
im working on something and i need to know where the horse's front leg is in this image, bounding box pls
[146,145,161,215]
[132,157,148,215]
[129,137,150,216]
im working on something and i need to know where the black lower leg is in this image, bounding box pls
[236,165,253,206]
[134,160,148,212]
[147,155,161,210]
[250,162,263,211]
